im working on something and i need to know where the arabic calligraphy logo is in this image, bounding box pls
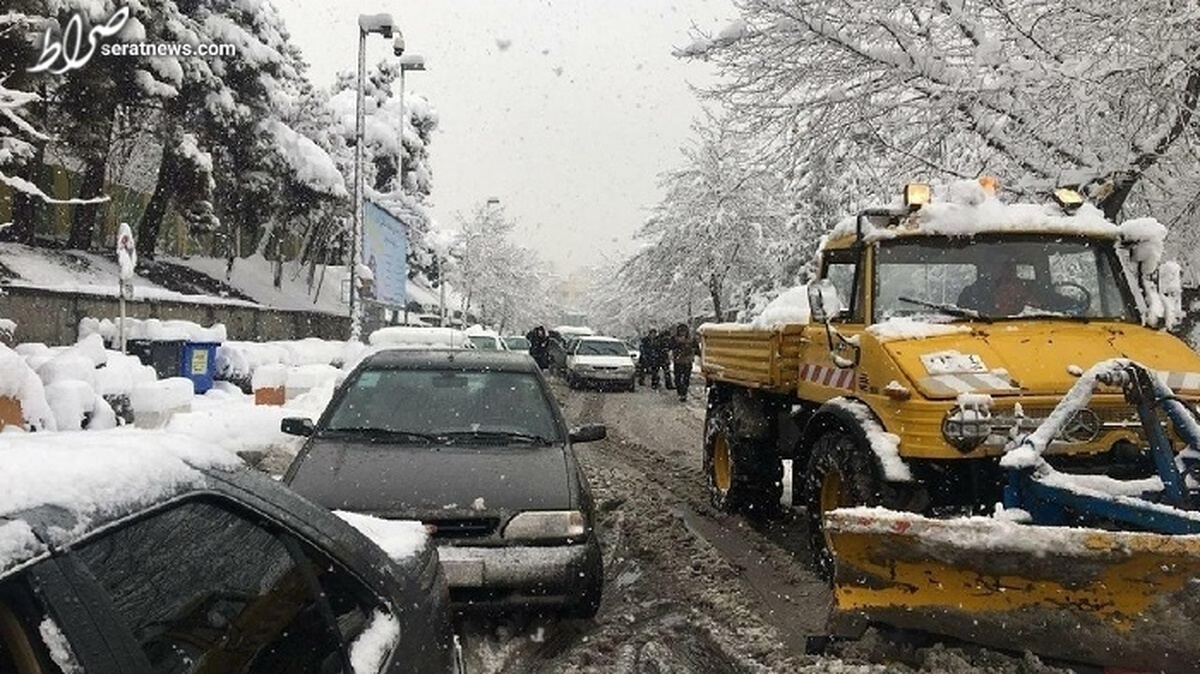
[28,7,130,75]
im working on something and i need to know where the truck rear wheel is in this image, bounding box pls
[704,405,783,519]
[804,428,884,580]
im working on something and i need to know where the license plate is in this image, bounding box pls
[443,559,485,587]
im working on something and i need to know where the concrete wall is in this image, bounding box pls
[0,285,349,345]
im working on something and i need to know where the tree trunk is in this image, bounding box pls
[708,273,723,321]
[139,146,179,260]
[4,160,41,245]
[67,158,106,249]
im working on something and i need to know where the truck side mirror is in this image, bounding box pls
[808,280,843,323]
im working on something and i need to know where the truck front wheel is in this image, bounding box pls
[804,428,883,580]
[703,406,782,519]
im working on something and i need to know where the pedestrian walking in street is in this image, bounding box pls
[655,328,673,391]
[670,323,698,402]
[638,328,661,388]
[525,325,551,370]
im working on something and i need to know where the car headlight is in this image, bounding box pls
[503,511,585,540]
[572,363,592,371]
[618,364,634,373]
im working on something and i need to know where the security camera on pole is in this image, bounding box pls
[350,13,398,341]
[116,222,136,353]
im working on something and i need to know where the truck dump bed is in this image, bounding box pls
[698,323,808,392]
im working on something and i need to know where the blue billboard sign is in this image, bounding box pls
[362,200,408,307]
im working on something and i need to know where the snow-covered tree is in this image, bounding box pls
[327,60,440,283]
[617,114,793,322]
[445,202,561,331]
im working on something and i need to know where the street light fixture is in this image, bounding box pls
[349,13,397,342]
[395,52,426,193]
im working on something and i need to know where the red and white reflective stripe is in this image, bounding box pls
[799,363,855,390]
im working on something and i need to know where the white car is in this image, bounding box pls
[464,326,509,351]
[565,336,637,391]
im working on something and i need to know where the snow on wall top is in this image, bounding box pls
[0,429,241,553]
[827,180,1122,245]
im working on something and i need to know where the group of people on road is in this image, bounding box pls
[638,323,697,402]
[523,322,699,402]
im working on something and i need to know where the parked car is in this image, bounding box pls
[502,335,531,353]
[565,336,638,391]
[464,326,508,351]
[0,433,459,674]
[282,349,607,618]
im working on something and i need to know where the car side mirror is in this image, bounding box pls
[807,279,843,324]
[281,417,315,437]
[569,423,606,444]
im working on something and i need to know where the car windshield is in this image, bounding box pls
[874,236,1137,322]
[325,368,560,442]
[575,340,629,356]
[504,336,530,350]
[468,335,500,350]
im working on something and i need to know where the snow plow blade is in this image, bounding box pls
[825,508,1200,673]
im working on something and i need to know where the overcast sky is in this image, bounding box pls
[272,0,735,275]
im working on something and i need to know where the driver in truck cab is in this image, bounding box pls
[957,257,1039,315]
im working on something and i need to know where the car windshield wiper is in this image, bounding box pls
[437,430,555,445]
[320,427,445,443]
[898,296,992,323]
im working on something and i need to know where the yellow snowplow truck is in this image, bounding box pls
[699,179,1200,671]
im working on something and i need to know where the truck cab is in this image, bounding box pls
[699,179,1200,575]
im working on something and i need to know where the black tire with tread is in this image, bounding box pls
[703,404,783,519]
[803,427,887,580]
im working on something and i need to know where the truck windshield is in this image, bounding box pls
[874,236,1137,323]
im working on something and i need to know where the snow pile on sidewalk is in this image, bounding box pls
[218,338,365,381]
[80,317,227,343]
[0,344,55,430]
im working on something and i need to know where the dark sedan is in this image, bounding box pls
[0,436,458,674]
[282,349,606,617]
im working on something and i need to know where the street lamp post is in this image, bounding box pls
[349,13,396,342]
[395,53,426,191]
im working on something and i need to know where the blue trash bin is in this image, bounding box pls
[182,342,219,393]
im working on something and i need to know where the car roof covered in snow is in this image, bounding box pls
[360,348,538,373]
[0,429,243,577]
[0,429,427,585]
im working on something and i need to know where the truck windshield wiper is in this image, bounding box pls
[320,427,445,443]
[898,296,992,323]
[437,430,555,445]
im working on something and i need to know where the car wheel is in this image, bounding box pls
[703,404,782,520]
[567,373,578,389]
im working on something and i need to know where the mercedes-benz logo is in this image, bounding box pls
[1060,408,1102,443]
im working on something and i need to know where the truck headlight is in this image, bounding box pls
[503,511,585,540]
[942,406,991,453]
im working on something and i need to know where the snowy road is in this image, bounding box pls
[454,382,1076,674]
